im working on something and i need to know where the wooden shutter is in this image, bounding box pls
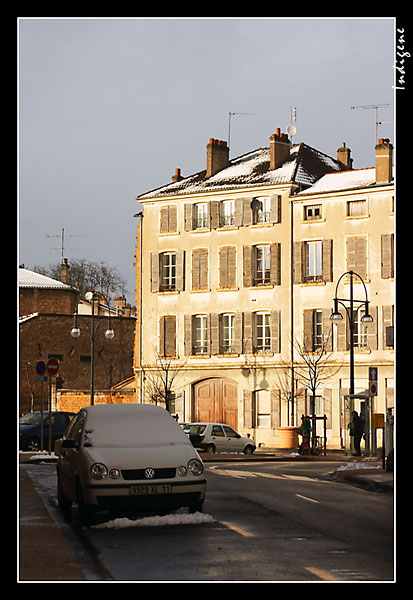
[294,241,303,284]
[303,309,314,351]
[335,309,347,351]
[366,305,378,350]
[220,246,236,288]
[381,234,394,278]
[168,205,177,232]
[243,390,253,428]
[184,204,193,231]
[323,388,332,429]
[322,239,333,282]
[175,250,185,291]
[322,309,333,351]
[210,313,219,355]
[346,236,366,278]
[210,201,220,229]
[150,253,159,292]
[160,207,169,233]
[243,197,253,226]
[243,312,253,353]
[270,195,281,223]
[243,245,253,287]
[382,305,393,349]
[270,390,281,428]
[270,243,281,285]
[271,310,281,353]
[234,312,242,353]
[160,316,176,357]
[192,250,200,290]
[184,314,192,355]
[234,199,243,227]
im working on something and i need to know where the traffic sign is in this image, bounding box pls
[47,358,59,376]
[369,367,378,382]
[369,381,378,396]
[36,361,46,376]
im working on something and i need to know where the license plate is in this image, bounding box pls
[130,484,171,495]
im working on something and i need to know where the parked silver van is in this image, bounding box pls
[56,404,206,524]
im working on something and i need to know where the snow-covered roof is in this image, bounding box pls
[18,268,73,290]
[138,143,343,200]
[296,166,394,196]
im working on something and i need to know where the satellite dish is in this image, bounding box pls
[251,198,263,212]
[286,124,296,138]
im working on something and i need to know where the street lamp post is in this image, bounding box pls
[71,291,115,406]
[330,271,373,453]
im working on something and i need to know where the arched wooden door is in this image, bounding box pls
[193,378,238,430]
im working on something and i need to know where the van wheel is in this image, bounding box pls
[206,444,215,453]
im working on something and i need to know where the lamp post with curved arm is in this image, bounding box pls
[71,291,115,406]
[330,271,373,453]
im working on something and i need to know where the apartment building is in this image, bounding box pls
[134,131,394,450]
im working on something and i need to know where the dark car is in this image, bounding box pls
[19,411,76,452]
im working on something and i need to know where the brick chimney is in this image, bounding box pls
[60,258,70,284]
[172,168,183,182]
[270,128,291,170]
[206,138,230,178]
[375,138,393,184]
[337,142,353,170]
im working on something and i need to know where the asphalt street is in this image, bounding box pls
[20,459,394,582]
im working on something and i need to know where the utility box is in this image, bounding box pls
[373,413,385,429]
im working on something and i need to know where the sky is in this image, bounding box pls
[18,17,396,305]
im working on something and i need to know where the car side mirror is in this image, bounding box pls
[236,434,241,438]
[62,438,77,449]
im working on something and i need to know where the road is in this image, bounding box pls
[24,459,394,582]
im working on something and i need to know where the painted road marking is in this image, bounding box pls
[295,493,319,503]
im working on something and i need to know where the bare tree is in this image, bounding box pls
[143,353,187,414]
[293,334,342,449]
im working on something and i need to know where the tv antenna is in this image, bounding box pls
[228,112,254,150]
[350,103,394,142]
[46,227,86,262]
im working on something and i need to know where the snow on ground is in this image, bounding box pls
[91,511,216,530]
[336,462,381,471]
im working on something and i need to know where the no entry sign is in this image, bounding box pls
[47,358,59,376]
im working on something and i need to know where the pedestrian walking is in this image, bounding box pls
[349,410,364,456]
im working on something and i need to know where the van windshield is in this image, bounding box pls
[84,408,189,448]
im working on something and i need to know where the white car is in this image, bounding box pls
[56,404,206,525]
[183,423,256,454]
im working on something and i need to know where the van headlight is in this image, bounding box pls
[90,463,108,480]
[188,458,203,476]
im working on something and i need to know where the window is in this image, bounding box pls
[159,205,177,233]
[221,314,235,353]
[194,203,208,228]
[221,200,235,226]
[160,315,176,357]
[347,199,367,217]
[304,241,322,282]
[304,204,322,220]
[212,425,225,437]
[254,245,271,284]
[255,390,271,427]
[253,196,271,224]
[353,309,368,349]
[255,312,271,351]
[194,315,208,354]
[223,425,238,437]
[160,252,176,290]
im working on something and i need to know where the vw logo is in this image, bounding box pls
[144,468,155,479]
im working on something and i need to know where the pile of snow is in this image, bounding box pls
[337,462,381,471]
[91,511,215,530]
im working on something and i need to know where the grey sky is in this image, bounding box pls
[18,17,395,304]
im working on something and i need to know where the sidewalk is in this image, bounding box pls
[18,450,393,582]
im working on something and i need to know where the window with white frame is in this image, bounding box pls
[193,315,208,354]
[253,196,271,224]
[194,203,208,228]
[221,200,235,226]
[347,199,367,217]
[255,389,271,427]
[352,308,368,349]
[255,312,271,351]
[160,252,176,290]
[221,313,235,353]
[254,245,271,284]
[304,241,322,282]
[304,204,322,221]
